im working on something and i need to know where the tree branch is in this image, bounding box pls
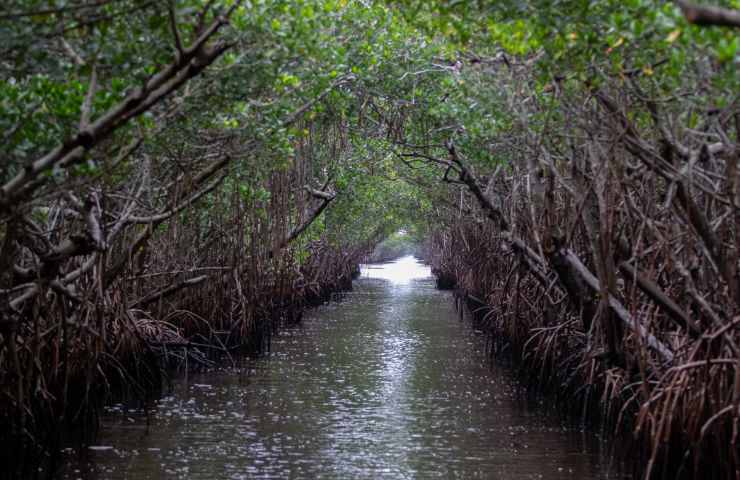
[0,1,241,212]
[672,0,740,28]
[132,275,207,308]
[566,250,675,362]
[281,187,336,248]
[619,261,701,338]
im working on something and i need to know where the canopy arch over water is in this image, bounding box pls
[1,0,739,477]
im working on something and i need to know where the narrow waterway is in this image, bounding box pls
[59,256,627,479]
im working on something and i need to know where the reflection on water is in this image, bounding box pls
[58,256,627,479]
[360,256,432,284]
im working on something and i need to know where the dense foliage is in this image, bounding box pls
[1,0,739,477]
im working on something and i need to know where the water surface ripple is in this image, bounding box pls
[59,256,626,479]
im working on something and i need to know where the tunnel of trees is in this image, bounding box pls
[1,0,739,477]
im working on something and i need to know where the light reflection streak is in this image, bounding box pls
[361,256,431,285]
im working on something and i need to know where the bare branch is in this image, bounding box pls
[79,66,97,130]
[282,188,336,247]
[566,250,675,362]
[132,275,207,307]
[60,38,85,66]
[672,0,740,28]
[168,0,184,54]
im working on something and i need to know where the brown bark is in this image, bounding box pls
[672,0,740,28]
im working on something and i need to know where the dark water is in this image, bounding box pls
[58,256,627,479]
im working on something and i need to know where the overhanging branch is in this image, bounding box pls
[672,0,740,28]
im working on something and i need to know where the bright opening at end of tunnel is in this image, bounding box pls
[361,255,431,285]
